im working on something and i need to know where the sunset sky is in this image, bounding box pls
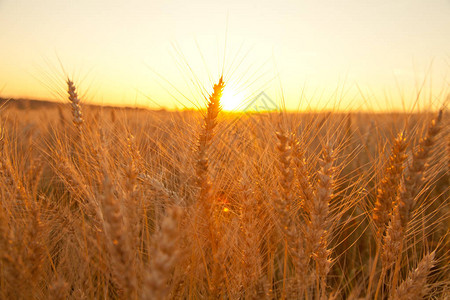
[0,0,449,111]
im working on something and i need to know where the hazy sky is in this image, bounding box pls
[0,0,449,111]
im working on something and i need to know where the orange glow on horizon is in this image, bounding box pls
[0,0,448,111]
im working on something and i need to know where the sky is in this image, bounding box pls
[0,0,449,111]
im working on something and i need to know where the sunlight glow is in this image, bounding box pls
[221,87,245,111]
[0,0,448,110]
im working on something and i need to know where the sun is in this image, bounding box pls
[221,87,245,111]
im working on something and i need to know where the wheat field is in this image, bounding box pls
[0,78,448,299]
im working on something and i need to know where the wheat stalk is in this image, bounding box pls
[100,161,137,299]
[274,131,310,297]
[302,142,335,298]
[239,175,264,297]
[196,77,224,202]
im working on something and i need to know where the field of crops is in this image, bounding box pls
[0,79,448,299]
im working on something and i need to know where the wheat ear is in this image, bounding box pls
[381,111,443,284]
[49,277,69,300]
[274,131,294,226]
[391,252,435,300]
[381,205,404,270]
[291,136,314,209]
[196,76,224,203]
[275,131,310,296]
[373,132,407,236]
[239,175,263,297]
[143,206,183,300]
[308,143,334,275]
[383,111,443,267]
[101,164,137,299]
[397,110,442,226]
[277,133,309,274]
[67,79,84,129]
